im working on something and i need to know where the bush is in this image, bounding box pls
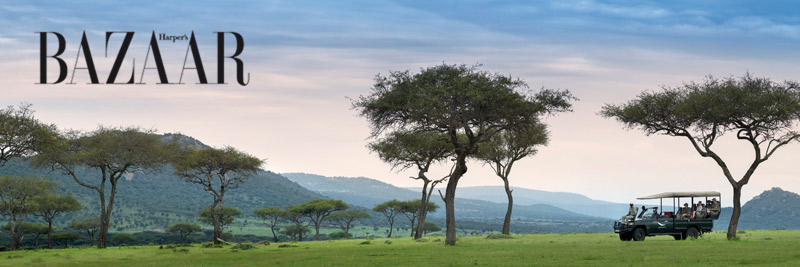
[359,240,371,245]
[231,243,255,250]
[329,231,352,239]
[278,244,298,248]
[486,234,514,239]
[257,240,270,246]
[384,240,392,244]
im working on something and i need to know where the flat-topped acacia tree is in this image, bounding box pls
[474,122,548,234]
[33,127,174,248]
[172,146,263,244]
[601,74,800,239]
[292,199,348,241]
[354,63,575,245]
[369,130,451,239]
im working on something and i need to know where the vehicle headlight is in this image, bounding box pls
[627,222,634,226]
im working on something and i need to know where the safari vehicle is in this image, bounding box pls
[614,191,721,241]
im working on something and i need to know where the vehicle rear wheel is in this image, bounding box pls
[672,234,681,240]
[632,228,646,241]
[619,234,632,241]
[686,227,699,239]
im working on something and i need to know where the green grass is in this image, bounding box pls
[2,230,799,266]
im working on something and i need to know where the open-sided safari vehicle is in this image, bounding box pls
[614,191,722,241]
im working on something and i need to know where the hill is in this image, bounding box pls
[716,187,800,230]
[410,185,629,220]
[282,173,611,233]
[0,144,325,232]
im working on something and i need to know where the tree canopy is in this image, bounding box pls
[601,73,800,239]
[291,199,349,241]
[0,103,59,167]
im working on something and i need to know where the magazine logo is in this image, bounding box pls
[37,31,249,86]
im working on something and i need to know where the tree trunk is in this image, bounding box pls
[444,154,467,246]
[297,224,303,242]
[387,218,394,238]
[344,223,351,240]
[98,181,118,249]
[502,177,513,235]
[271,226,278,243]
[212,209,222,244]
[727,185,743,239]
[414,180,431,239]
[8,215,18,250]
[47,220,53,249]
[314,222,321,241]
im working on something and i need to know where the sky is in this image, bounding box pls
[2,0,800,206]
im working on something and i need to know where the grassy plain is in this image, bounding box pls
[2,230,799,266]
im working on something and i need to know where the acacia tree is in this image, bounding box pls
[198,206,241,234]
[1,222,48,248]
[253,207,285,242]
[354,63,575,245]
[33,127,175,248]
[293,199,348,241]
[172,146,263,244]
[423,222,441,236]
[168,222,202,243]
[369,130,451,239]
[0,103,59,167]
[398,200,439,237]
[0,176,55,250]
[326,209,371,240]
[33,192,81,249]
[373,199,402,238]
[69,217,101,246]
[281,207,309,241]
[601,74,800,239]
[474,123,548,234]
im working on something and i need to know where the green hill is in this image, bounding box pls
[0,157,325,232]
[716,187,800,230]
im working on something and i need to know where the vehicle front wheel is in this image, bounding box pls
[686,227,700,239]
[632,228,646,241]
[619,234,632,241]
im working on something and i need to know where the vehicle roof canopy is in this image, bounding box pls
[637,191,721,200]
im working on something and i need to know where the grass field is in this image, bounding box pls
[2,230,799,266]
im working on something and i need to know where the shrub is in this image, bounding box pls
[278,244,298,248]
[384,240,392,244]
[486,234,513,239]
[329,231,352,239]
[231,243,255,250]
[359,240,371,245]
[416,238,429,242]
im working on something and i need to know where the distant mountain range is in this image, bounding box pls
[282,173,610,223]
[715,187,800,230]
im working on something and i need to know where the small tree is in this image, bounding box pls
[292,199,349,241]
[2,222,48,248]
[168,222,202,243]
[51,232,80,248]
[474,123,548,234]
[280,224,310,241]
[326,209,371,240]
[198,207,241,234]
[369,130,451,239]
[172,146,263,244]
[398,200,439,237]
[69,217,101,246]
[0,176,55,250]
[281,207,309,242]
[253,207,285,243]
[328,231,352,239]
[601,74,800,239]
[111,233,136,246]
[32,192,81,249]
[33,127,176,248]
[423,222,441,236]
[373,200,403,238]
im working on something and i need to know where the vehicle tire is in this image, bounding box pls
[686,227,699,239]
[672,234,681,240]
[619,234,632,241]
[632,228,646,241]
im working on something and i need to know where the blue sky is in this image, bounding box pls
[2,0,800,205]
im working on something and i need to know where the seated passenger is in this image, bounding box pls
[691,201,705,219]
[678,203,690,219]
[620,203,637,222]
[709,198,720,217]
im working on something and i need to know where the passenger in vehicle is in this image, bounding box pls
[621,203,636,221]
[678,203,690,219]
[709,198,720,217]
[691,201,705,219]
